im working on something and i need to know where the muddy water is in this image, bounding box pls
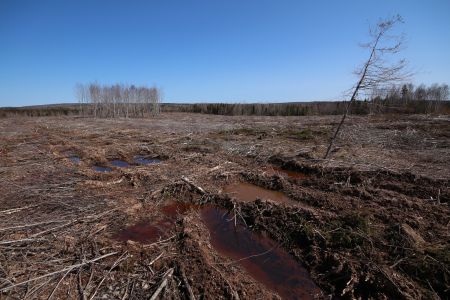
[117,201,197,243]
[134,156,161,165]
[116,219,173,243]
[201,206,321,300]
[69,156,81,164]
[223,182,294,204]
[110,160,130,168]
[161,201,199,217]
[92,166,112,172]
[117,201,321,298]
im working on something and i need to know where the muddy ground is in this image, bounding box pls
[0,113,449,299]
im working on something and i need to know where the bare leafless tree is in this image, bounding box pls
[75,83,87,117]
[74,83,161,118]
[324,15,411,158]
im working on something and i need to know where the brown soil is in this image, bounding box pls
[0,113,449,299]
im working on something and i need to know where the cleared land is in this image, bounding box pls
[0,113,449,299]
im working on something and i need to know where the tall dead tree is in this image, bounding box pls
[324,15,410,158]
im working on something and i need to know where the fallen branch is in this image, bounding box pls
[149,268,174,300]
[180,267,196,300]
[88,251,129,300]
[0,209,117,245]
[31,220,78,238]
[0,205,38,215]
[149,252,164,266]
[0,220,65,232]
[46,268,72,300]
[0,237,43,245]
[77,268,87,300]
[0,252,118,293]
[181,176,206,195]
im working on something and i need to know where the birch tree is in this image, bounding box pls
[75,83,161,118]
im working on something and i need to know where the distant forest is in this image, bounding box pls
[1,83,449,118]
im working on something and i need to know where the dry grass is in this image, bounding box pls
[0,113,449,299]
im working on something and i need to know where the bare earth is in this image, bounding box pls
[0,113,449,299]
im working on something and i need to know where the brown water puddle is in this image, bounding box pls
[115,219,172,243]
[201,205,322,300]
[116,201,197,243]
[266,166,308,180]
[117,201,321,298]
[223,182,294,204]
[161,201,199,217]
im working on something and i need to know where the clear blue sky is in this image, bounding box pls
[1,0,449,106]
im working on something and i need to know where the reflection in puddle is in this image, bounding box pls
[223,182,294,204]
[134,156,161,165]
[92,166,113,172]
[117,201,321,298]
[201,206,321,300]
[110,160,130,168]
[69,156,81,164]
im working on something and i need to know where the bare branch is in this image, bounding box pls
[324,15,411,159]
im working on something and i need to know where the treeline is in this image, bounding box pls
[161,101,371,116]
[161,83,449,116]
[161,99,450,116]
[0,105,80,118]
[370,83,449,114]
[75,83,161,118]
[2,82,449,118]
[2,100,449,118]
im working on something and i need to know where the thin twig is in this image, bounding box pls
[0,220,65,232]
[88,252,128,300]
[143,235,176,248]
[0,205,38,215]
[0,238,44,245]
[223,244,279,266]
[149,268,174,300]
[46,268,72,300]
[0,252,118,293]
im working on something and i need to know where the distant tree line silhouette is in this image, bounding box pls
[1,82,449,118]
[161,101,370,116]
